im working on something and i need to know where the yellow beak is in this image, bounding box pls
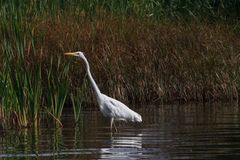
[64,52,77,56]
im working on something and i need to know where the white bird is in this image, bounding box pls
[64,51,142,131]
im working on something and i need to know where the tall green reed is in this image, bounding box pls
[70,90,83,123]
[45,56,70,126]
[70,78,87,123]
[1,42,42,127]
[0,0,85,128]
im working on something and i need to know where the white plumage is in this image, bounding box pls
[65,51,142,131]
[100,94,142,122]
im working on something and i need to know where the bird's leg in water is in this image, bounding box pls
[110,118,117,132]
[113,121,117,132]
[110,118,113,131]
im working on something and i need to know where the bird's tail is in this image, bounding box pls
[134,113,142,122]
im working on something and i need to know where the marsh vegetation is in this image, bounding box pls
[0,0,240,128]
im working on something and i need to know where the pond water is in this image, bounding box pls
[1,103,240,159]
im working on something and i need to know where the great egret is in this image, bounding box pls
[65,51,142,131]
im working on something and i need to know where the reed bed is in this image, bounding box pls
[0,0,240,128]
[38,18,239,103]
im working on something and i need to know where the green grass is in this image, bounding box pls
[1,0,240,23]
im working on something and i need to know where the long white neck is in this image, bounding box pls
[81,56,102,104]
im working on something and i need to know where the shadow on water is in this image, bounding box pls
[1,102,240,159]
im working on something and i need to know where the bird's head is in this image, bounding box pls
[64,51,85,59]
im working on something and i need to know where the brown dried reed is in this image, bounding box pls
[31,16,240,104]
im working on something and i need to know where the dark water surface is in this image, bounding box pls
[1,103,240,159]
